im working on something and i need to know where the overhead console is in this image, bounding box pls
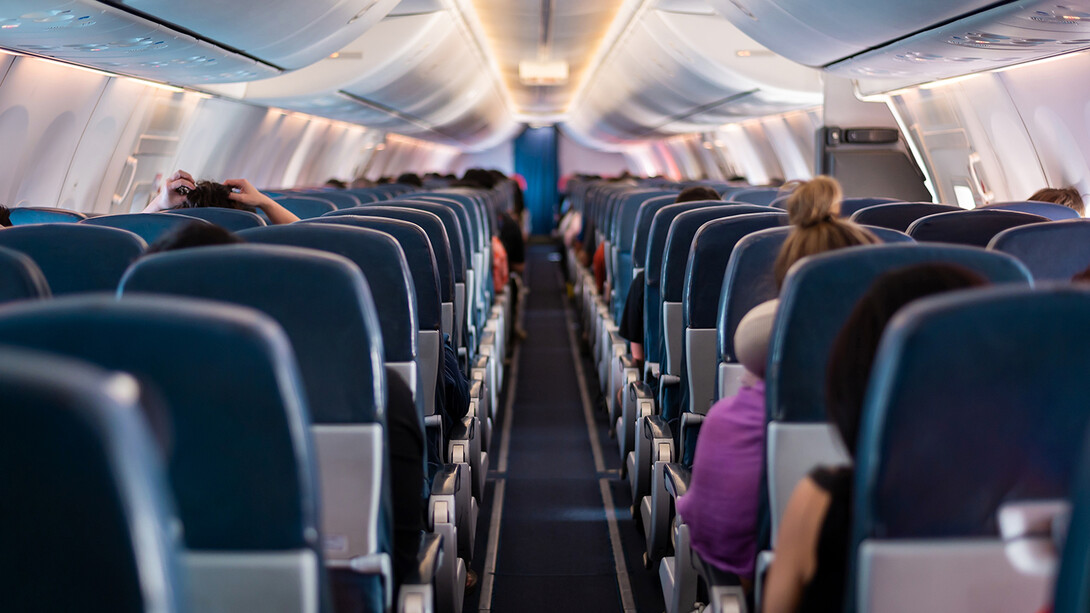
[0,1,279,83]
[708,0,1090,91]
[110,0,401,69]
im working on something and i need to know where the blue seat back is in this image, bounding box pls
[0,345,184,612]
[272,196,337,219]
[982,200,1081,221]
[167,207,266,231]
[310,191,361,210]
[770,244,1031,423]
[855,285,1090,543]
[989,219,1090,281]
[0,245,50,303]
[840,197,903,218]
[683,213,789,330]
[322,207,454,302]
[644,200,735,364]
[730,187,782,206]
[415,193,483,253]
[81,213,207,244]
[1055,424,1090,613]
[345,189,381,204]
[850,202,960,231]
[8,206,86,224]
[304,216,441,332]
[661,205,780,303]
[366,201,467,284]
[716,226,912,363]
[239,224,417,363]
[0,295,320,553]
[908,209,1048,247]
[631,195,681,274]
[121,244,386,425]
[0,224,145,295]
[610,190,679,318]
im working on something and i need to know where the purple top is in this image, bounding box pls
[676,381,766,579]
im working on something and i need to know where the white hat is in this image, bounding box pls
[734,299,778,378]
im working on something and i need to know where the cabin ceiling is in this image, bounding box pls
[471,0,624,117]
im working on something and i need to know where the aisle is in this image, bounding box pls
[483,243,626,612]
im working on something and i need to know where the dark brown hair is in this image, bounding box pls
[1028,187,1084,216]
[675,186,720,203]
[825,263,988,456]
[180,181,254,212]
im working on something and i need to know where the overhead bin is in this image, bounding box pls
[244,11,518,150]
[564,9,820,147]
[705,0,1001,67]
[828,1,1090,91]
[113,0,401,70]
[709,0,1090,90]
[0,1,277,83]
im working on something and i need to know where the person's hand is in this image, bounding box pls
[223,178,275,210]
[223,178,299,224]
[145,170,195,212]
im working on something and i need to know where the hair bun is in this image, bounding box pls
[786,176,842,228]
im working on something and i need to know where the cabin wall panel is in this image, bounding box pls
[0,58,108,209]
[60,78,151,212]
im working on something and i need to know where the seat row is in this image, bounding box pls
[0,183,514,613]
[564,176,1090,613]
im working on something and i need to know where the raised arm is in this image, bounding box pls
[143,170,196,213]
[222,179,299,224]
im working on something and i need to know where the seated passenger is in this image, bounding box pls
[143,170,300,224]
[324,178,347,189]
[144,220,243,255]
[1029,186,1084,216]
[0,205,9,227]
[762,264,987,613]
[773,176,878,288]
[676,298,777,590]
[617,185,722,363]
[396,172,423,187]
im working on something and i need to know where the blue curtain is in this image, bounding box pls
[514,126,559,235]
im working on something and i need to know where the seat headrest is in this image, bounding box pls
[81,213,210,243]
[121,243,387,425]
[850,202,960,232]
[769,243,1031,423]
[908,209,1049,247]
[0,223,145,295]
[989,219,1090,281]
[239,225,417,362]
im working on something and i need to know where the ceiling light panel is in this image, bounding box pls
[0,1,276,82]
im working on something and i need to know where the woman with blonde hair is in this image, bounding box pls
[774,176,879,287]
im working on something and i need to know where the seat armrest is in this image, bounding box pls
[643,414,673,441]
[679,413,705,467]
[424,415,444,442]
[469,379,484,400]
[430,463,460,497]
[403,532,443,586]
[630,380,654,403]
[660,373,680,388]
[663,463,691,500]
[449,415,475,442]
[998,500,1069,576]
[619,354,639,371]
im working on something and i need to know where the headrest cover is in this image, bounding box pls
[735,299,778,378]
